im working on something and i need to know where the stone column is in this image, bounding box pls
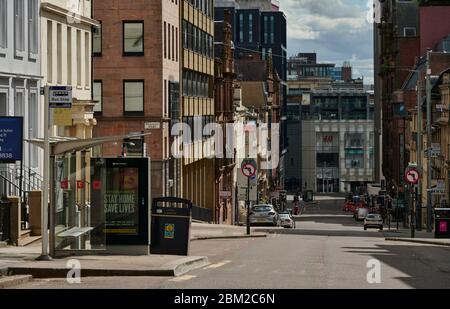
[28,191,42,236]
[8,196,21,246]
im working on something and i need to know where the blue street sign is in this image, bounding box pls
[0,117,23,163]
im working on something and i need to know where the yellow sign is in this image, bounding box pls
[53,108,73,126]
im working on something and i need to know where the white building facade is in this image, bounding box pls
[301,90,375,194]
[0,0,42,194]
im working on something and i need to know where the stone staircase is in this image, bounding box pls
[17,229,41,247]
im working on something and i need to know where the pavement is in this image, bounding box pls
[0,221,266,287]
[3,198,450,289]
[383,227,450,246]
[190,222,266,240]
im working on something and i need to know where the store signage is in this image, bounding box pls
[323,135,333,143]
[0,117,23,163]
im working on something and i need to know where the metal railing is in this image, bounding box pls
[191,205,213,223]
[0,164,43,229]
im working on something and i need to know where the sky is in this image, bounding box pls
[280,0,374,84]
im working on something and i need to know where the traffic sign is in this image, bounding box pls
[404,168,419,185]
[241,159,257,178]
[48,86,72,108]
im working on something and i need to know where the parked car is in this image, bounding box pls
[355,207,369,221]
[279,213,296,229]
[249,204,280,226]
[364,214,384,230]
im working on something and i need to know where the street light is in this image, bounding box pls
[381,65,425,235]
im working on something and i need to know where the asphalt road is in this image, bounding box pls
[11,199,450,289]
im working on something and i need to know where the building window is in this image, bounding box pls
[248,14,253,43]
[67,27,72,84]
[93,80,102,113]
[0,92,7,116]
[28,0,38,55]
[239,14,243,43]
[57,24,62,84]
[124,80,144,114]
[403,27,416,37]
[76,29,81,86]
[270,16,275,44]
[168,22,171,60]
[0,0,7,50]
[172,25,175,61]
[123,21,144,55]
[263,16,268,44]
[176,27,178,61]
[29,91,39,168]
[47,21,53,83]
[345,133,365,168]
[14,89,24,116]
[85,32,90,87]
[93,22,102,55]
[14,0,25,53]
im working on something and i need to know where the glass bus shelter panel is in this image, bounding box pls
[53,153,106,252]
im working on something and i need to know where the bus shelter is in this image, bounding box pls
[27,133,151,257]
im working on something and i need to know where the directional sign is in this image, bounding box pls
[404,168,419,185]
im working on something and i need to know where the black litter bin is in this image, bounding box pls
[0,196,11,242]
[435,208,450,239]
[150,197,192,256]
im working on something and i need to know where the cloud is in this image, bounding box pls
[280,0,374,84]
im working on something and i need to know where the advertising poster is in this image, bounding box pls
[103,167,140,235]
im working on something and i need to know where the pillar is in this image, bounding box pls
[28,191,42,236]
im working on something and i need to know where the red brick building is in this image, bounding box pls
[214,11,236,224]
[92,0,181,199]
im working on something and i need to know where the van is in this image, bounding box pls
[356,208,369,221]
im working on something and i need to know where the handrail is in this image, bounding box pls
[0,174,21,191]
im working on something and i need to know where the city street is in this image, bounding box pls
[10,199,450,289]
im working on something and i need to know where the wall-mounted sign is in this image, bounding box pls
[323,135,333,143]
[0,117,23,163]
[431,143,441,158]
[144,122,161,130]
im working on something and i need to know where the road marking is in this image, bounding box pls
[203,260,231,269]
[169,275,197,282]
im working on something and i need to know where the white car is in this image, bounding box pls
[364,214,383,230]
[249,204,280,226]
[279,213,295,229]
